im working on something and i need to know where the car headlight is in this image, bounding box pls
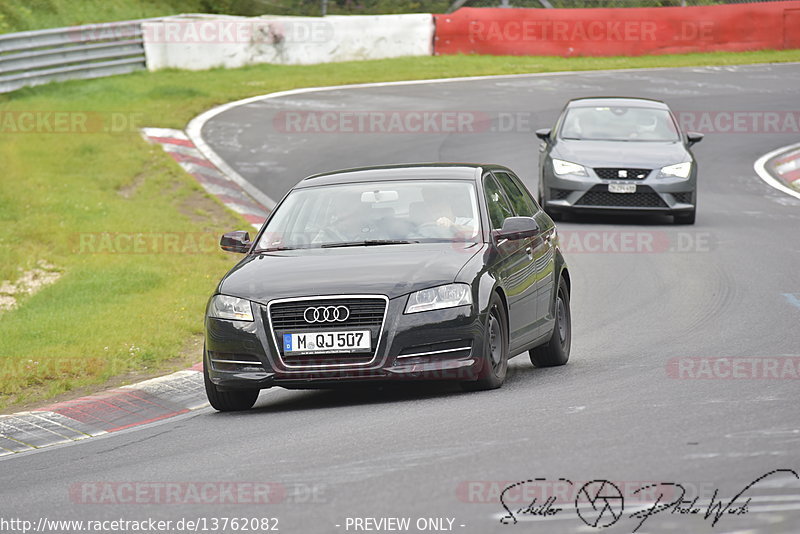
[208,294,254,321]
[405,283,472,314]
[552,158,588,177]
[659,162,692,179]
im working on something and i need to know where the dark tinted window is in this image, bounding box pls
[560,106,679,142]
[494,171,536,217]
[483,175,514,230]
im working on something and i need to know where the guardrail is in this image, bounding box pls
[0,20,151,94]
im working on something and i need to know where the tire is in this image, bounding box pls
[539,186,563,222]
[462,292,509,391]
[529,277,571,367]
[674,210,696,225]
[204,348,259,412]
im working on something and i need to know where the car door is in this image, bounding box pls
[483,172,539,350]
[494,170,556,340]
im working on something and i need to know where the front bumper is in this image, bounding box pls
[205,296,486,390]
[542,167,696,215]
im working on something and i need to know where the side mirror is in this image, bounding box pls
[687,131,704,146]
[220,231,251,253]
[494,217,540,241]
[535,128,552,141]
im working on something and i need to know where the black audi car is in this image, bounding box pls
[536,97,703,224]
[204,164,571,411]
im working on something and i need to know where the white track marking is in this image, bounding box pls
[753,142,800,201]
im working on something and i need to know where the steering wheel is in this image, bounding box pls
[416,222,454,239]
[311,225,350,243]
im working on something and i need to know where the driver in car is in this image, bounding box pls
[413,188,477,239]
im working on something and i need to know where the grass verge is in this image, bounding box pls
[0,0,208,33]
[1,49,799,411]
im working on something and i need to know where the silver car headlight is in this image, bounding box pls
[208,294,254,321]
[659,162,692,179]
[405,283,472,314]
[552,158,588,177]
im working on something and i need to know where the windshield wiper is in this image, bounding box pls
[255,246,301,253]
[321,240,415,248]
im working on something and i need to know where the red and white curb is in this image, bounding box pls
[754,142,800,202]
[773,148,800,191]
[0,365,206,456]
[141,127,270,229]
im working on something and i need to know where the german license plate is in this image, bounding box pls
[283,331,371,354]
[609,183,637,194]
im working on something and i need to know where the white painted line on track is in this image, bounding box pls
[754,142,800,202]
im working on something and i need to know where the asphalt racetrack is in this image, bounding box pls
[3,63,800,534]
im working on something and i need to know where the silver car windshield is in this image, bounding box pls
[255,180,481,251]
[560,106,680,142]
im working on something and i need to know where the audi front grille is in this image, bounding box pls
[265,296,388,369]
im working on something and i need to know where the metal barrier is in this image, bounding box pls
[0,20,150,94]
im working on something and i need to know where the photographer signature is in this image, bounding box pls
[499,468,798,531]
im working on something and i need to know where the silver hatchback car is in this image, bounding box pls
[536,97,703,225]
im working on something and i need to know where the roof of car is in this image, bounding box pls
[297,163,506,187]
[567,97,670,109]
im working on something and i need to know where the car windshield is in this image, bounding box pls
[560,105,680,142]
[255,180,481,251]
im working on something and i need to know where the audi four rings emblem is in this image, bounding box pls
[304,306,350,323]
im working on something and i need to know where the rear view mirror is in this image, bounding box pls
[687,131,704,146]
[535,128,552,141]
[494,217,540,241]
[220,231,251,253]
[361,190,399,203]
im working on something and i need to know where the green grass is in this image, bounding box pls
[0,0,456,33]
[0,49,799,410]
[0,0,210,33]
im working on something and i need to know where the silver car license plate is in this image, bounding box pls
[608,183,637,194]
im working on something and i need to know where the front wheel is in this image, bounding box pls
[462,293,508,391]
[529,277,571,367]
[204,349,259,411]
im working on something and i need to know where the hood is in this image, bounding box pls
[218,242,484,303]
[553,139,690,169]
